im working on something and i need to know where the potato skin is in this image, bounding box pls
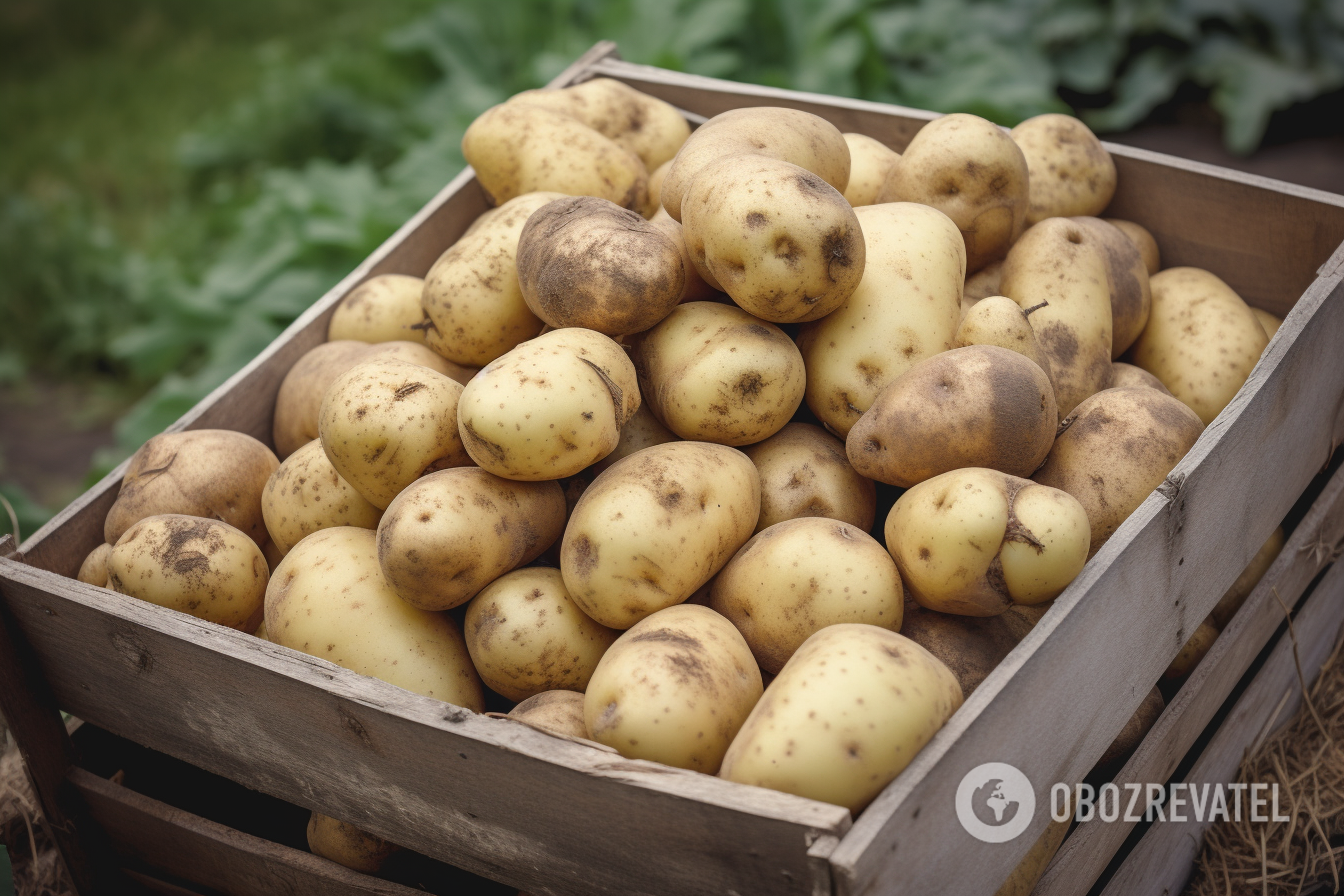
[377,468,566,611]
[508,689,589,739]
[955,295,1054,386]
[1105,218,1160,276]
[1093,686,1164,775]
[1107,361,1172,395]
[464,567,619,701]
[1033,386,1204,556]
[1010,114,1117,224]
[1211,527,1284,628]
[798,202,965,436]
[266,526,484,709]
[842,133,900,207]
[585,604,762,773]
[1070,217,1151,358]
[307,814,399,874]
[588,403,679,478]
[76,543,112,588]
[516,196,685,336]
[1130,267,1268,425]
[105,430,279,548]
[743,422,875,534]
[1253,308,1283,341]
[560,441,760,629]
[682,155,864,323]
[878,113,1030,273]
[719,624,962,813]
[261,439,382,556]
[631,302,805,447]
[898,595,1025,697]
[1164,617,1219,679]
[647,211,722,302]
[648,160,671,212]
[711,518,903,673]
[964,260,1004,303]
[847,345,1057,488]
[108,514,268,630]
[327,274,429,345]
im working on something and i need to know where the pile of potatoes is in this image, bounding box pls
[72,78,1291,881]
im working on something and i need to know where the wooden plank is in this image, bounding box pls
[0,560,850,896]
[1034,461,1344,896]
[1099,556,1344,896]
[71,768,424,896]
[827,266,1344,894]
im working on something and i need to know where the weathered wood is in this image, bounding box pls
[0,559,850,896]
[1034,462,1344,896]
[71,768,425,896]
[1099,557,1344,896]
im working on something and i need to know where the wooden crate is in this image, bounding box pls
[3,41,1344,896]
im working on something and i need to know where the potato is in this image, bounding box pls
[711,519,902,673]
[108,514,268,630]
[648,160,671,213]
[1105,218,1160,276]
[647,211,722,301]
[266,526,484,708]
[421,191,566,367]
[898,595,1024,697]
[885,468,1090,616]
[516,196,684,335]
[963,260,1004,303]
[1093,686,1165,775]
[508,78,690,173]
[76,543,112,587]
[631,302,804,446]
[1253,307,1283,341]
[377,468,566,611]
[1033,387,1204,556]
[878,113,1029,273]
[842,133,900,206]
[561,441,760,629]
[327,274,429,345]
[457,328,637,480]
[1000,217,1113,417]
[1010,114,1117,224]
[1107,361,1172,395]
[955,296,1054,386]
[743,422,875,534]
[105,430,279,548]
[798,202,965,436]
[462,103,649,213]
[1212,527,1285,627]
[464,567,619,701]
[847,345,1057,488]
[1164,616,1219,678]
[307,813,399,874]
[1070,217,1151,358]
[508,690,589,739]
[261,439,382,556]
[367,341,475,383]
[661,107,850,222]
[682,155,864,323]
[585,604,762,773]
[719,624,962,812]
[588,403,679,477]
[319,358,469,509]
[1130,268,1268,425]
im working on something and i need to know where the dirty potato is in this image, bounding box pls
[964,260,1004,303]
[560,441,760,629]
[327,274,429,345]
[508,689,589,739]
[105,429,278,548]
[743,422,875,533]
[1105,218,1160,275]
[711,518,903,673]
[1093,686,1165,776]
[631,302,805,447]
[377,467,566,611]
[899,594,1026,697]
[1164,617,1220,678]
[1010,114,1117,224]
[955,295,1054,386]
[260,439,382,556]
[464,567,619,701]
[588,403,679,477]
[682,155,864,323]
[1070,217,1151,358]
[516,196,685,335]
[647,210,722,301]
[847,345,1057,488]
[1254,308,1284,341]
[77,543,112,587]
[648,160,671,212]
[842,133,901,206]
[108,514,268,630]
[307,814,399,874]
[1107,361,1172,395]
[585,604,762,773]
[1212,527,1285,627]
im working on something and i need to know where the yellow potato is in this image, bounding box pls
[842,133,901,206]
[266,526,484,708]
[648,160,671,213]
[798,202,965,436]
[631,302,805,446]
[1105,218,1160,276]
[76,543,112,588]
[587,403,679,478]
[1253,307,1283,341]
[560,441,760,629]
[108,514,268,630]
[719,624,962,812]
[1107,361,1172,395]
[507,690,589,739]
[319,358,469,509]
[647,210,722,301]
[327,274,429,345]
[585,604,762,773]
[104,429,278,548]
[878,113,1030,273]
[1093,686,1164,776]
[366,341,474,383]
[1010,114,1117,224]
[743,422,875,534]
[260,439,382,556]
[377,468,566,611]
[885,468,1091,616]
[954,295,1054,387]
[464,567,619,701]
[682,155,864,323]
[1164,616,1219,678]
[1129,267,1267,425]
[1212,527,1285,628]
[964,260,1004,303]
[307,813,399,874]
[1070,217,1151,358]
[711,518,903,673]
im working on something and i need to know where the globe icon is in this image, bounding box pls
[971,778,1020,827]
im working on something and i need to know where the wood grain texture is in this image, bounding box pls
[1035,463,1344,896]
[1099,557,1344,896]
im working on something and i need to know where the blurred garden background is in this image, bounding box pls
[2,0,1343,544]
